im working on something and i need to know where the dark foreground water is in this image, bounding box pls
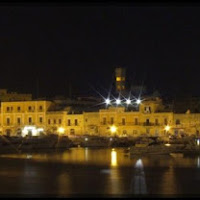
[0,147,200,197]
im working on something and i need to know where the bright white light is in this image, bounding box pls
[126,99,131,105]
[37,128,44,132]
[58,127,65,134]
[135,159,143,169]
[197,139,200,146]
[22,126,40,137]
[110,138,113,141]
[105,99,111,105]
[136,99,141,104]
[116,99,121,105]
[165,143,171,146]
[110,125,117,133]
[85,137,88,141]
[165,125,170,132]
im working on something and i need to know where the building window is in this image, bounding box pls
[54,119,56,124]
[176,119,180,125]
[6,107,10,112]
[164,118,168,125]
[28,106,32,111]
[70,129,75,135]
[39,117,43,123]
[39,106,43,111]
[68,119,71,126]
[155,119,158,125]
[135,118,138,125]
[48,119,51,124]
[116,77,121,81]
[59,119,62,124]
[122,118,125,125]
[75,119,78,126]
[110,117,114,124]
[17,107,21,112]
[85,119,88,122]
[146,119,150,125]
[11,107,13,111]
[6,118,10,125]
[144,106,151,113]
[17,118,21,125]
[28,117,32,124]
[103,118,106,125]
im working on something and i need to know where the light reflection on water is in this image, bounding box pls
[0,148,200,196]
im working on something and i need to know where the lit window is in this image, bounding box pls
[116,77,121,81]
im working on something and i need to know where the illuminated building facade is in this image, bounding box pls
[0,98,200,138]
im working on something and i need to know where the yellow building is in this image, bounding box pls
[0,97,200,138]
[1,100,51,136]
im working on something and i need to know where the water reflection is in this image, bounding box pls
[57,172,71,196]
[160,159,178,194]
[84,148,88,161]
[130,159,147,195]
[197,156,200,168]
[111,149,117,167]
[0,148,200,196]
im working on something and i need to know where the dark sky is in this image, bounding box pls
[0,5,200,98]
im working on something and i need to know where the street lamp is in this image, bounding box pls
[105,98,111,105]
[110,125,117,134]
[126,99,131,105]
[136,99,141,105]
[116,99,121,105]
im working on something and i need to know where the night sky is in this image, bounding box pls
[0,5,200,98]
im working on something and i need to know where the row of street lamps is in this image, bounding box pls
[104,98,142,105]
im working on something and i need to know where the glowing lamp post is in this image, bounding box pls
[58,127,65,134]
[165,125,170,132]
[116,99,121,105]
[105,98,111,105]
[110,125,117,135]
[136,99,141,105]
[126,99,131,105]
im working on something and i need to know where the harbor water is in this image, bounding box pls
[0,147,200,197]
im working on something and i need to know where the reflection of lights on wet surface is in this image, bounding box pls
[100,169,111,174]
[197,157,200,168]
[111,149,117,167]
[85,148,88,161]
[26,154,32,159]
[130,159,147,194]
